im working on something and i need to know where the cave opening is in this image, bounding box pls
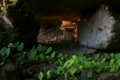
[37,20,78,43]
[37,19,80,55]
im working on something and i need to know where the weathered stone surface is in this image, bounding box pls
[0,63,20,80]
[17,0,120,16]
[0,67,7,80]
[78,4,120,53]
[0,18,6,31]
[37,20,62,43]
[98,72,120,80]
[81,70,95,78]
[81,46,96,54]
[9,0,120,23]
[1,6,40,47]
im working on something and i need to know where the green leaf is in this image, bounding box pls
[92,60,95,64]
[103,53,109,58]
[23,51,26,55]
[17,43,24,52]
[79,65,83,70]
[96,68,102,73]
[5,48,10,58]
[114,53,120,60]
[50,51,55,59]
[28,71,32,75]
[87,71,92,78]
[38,72,44,80]
[45,56,49,60]
[40,52,45,55]
[85,61,91,67]
[63,60,74,68]
[64,73,67,80]
[64,55,68,59]
[42,46,47,52]
[7,43,13,47]
[63,60,70,68]
[60,57,64,61]
[67,59,74,68]
[46,71,51,79]
[101,58,106,62]
[58,66,64,71]
[0,62,4,65]
[57,53,63,58]
[94,54,100,61]
[50,69,57,74]
[94,62,100,67]
[13,42,19,48]
[16,57,24,64]
[87,57,93,61]
[57,69,60,75]
[37,44,42,52]
[110,53,114,58]
[45,47,52,54]
[58,59,63,65]
[72,55,78,61]
[110,59,115,65]
[70,67,77,75]
[100,58,106,64]
[27,49,37,60]
[38,54,44,60]
[0,47,6,56]
[110,67,115,72]
[116,59,120,67]
[69,77,78,80]
[34,56,39,60]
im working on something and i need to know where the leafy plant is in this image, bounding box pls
[27,49,37,60]
[0,47,10,58]
[39,52,120,80]
[17,42,24,52]
[38,72,44,80]
[2,42,120,80]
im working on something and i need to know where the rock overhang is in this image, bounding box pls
[17,0,120,16]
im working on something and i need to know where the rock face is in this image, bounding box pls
[17,0,120,16]
[78,4,120,53]
[1,6,40,47]
[37,20,62,43]
[15,0,120,22]
[98,72,120,80]
[0,63,20,80]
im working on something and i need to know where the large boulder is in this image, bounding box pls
[0,63,20,80]
[78,4,120,53]
[37,20,62,43]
